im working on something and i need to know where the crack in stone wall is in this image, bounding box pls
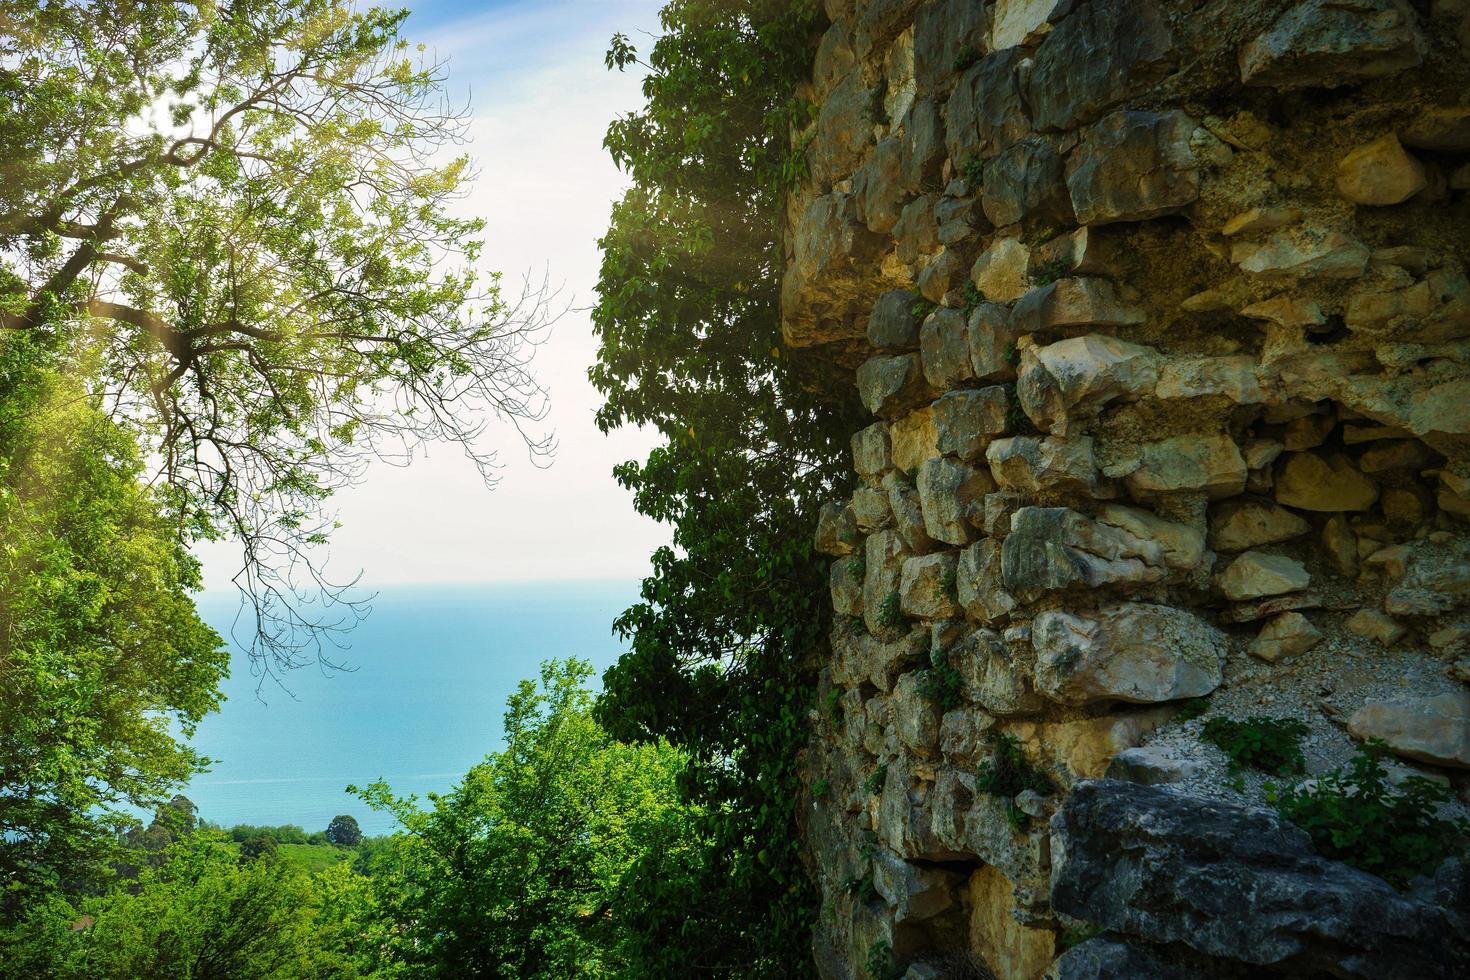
[788,2,1470,977]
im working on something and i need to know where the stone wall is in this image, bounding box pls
[791,1,1470,977]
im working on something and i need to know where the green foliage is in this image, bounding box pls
[355,659,696,977]
[919,646,965,713]
[844,871,878,904]
[0,339,227,921]
[824,687,845,724]
[591,2,849,973]
[877,591,905,629]
[1175,697,1210,721]
[325,814,364,848]
[952,47,982,72]
[963,158,985,188]
[864,765,888,796]
[1030,258,1069,287]
[910,297,937,320]
[962,280,985,314]
[812,778,831,800]
[239,835,280,865]
[976,734,1054,830]
[1202,716,1308,776]
[848,555,867,581]
[1059,923,1105,950]
[1269,741,1470,888]
[865,939,902,980]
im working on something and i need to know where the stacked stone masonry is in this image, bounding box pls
[795,2,1470,978]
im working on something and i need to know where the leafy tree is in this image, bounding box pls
[592,2,852,972]
[325,814,364,848]
[0,340,226,920]
[353,659,695,978]
[0,0,552,672]
[238,835,279,866]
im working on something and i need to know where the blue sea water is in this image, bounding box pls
[184,580,639,837]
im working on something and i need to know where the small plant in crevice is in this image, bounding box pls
[1175,696,1210,721]
[823,687,844,725]
[812,778,830,800]
[962,280,985,314]
[1202,715,1308,777]
[863,764,888,796]
[976,733,1055,831]
[918,645,965,713]
[910,297,937,320]
[846,615,868,636]
[877,591,904,629]
[1058,923,1105,950]
[1268,740,1470,888]
[963,157,984,189]
[869,75,889,127]
[844,871,879,905]
[847,555,866,582]
[952,46,981,72]
[865,939,902,980]
[1030,257,1069,287]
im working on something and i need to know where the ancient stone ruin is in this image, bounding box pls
[792,1,1470,976]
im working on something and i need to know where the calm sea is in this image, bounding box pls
[184,580,639,836]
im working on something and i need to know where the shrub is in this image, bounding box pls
[1202,716,1308,776]
[1269,741,1470,888]
[863,765,888,796]
[963,158,984,188]
[976,734,1054,830]
[918,647,964,713]
[877,591,904,629]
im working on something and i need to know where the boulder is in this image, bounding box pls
[1344,608,1407,645]
[989,0,1064,50]
[890,407,941,473]
[1248,611,1323,662]
[944,47,1030,165]
[1232,225,1371,279]
[1011,278,1146,336]
[852,486,892,532]
[1000,506,1168,595]
[1026,0,1176,132]
[1153,356,1264,404]
[971,236,1031,303]
[913,0,990,94]
[782,193,890,346]
[900,551,960,620]
[1238,0,1426,89]
[858,353,933,419]
[1208,497,1311,552]
[1125,434,1247,499]
[957,538,1018,625]
[1348,690,1470,769]
[867,290,923,351]
[1046,935,1240,979]
[1106,745,1206,786]
[1066,110,1201,226]
[917,457,991,545]
[864,528,913,638]
[885,470,937,553]
[932,387,1009,462]
[981,137,1075,228]
[831,557,865,617]
[1217,551,1311,601]
[1400,105,1470,153]
[815,500,859,556]
[919,308,975,390]
[954,627,1044,716]
[968,302,1020,381]
[900,99,947,193]
[890,672,942,758]
[808,70,876,186]
[855,138,906,234]
[1018,335,1160,434]
[1275,451,1379,511]
[988,436,1096,494]
[1095,504,1206,570]
[1335,134,1426,206]
[1050,780,1468,978]
[1032,603,1225,705]
[852,422,892,481]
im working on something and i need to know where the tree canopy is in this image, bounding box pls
[0,0,552,671]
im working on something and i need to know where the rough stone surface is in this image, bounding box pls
[1239,0,1426,89]
[918,308,975,390]
[1347,690,1470,769]
[932,387,1008,462]
[1019,335,1159,435]
[1125,434,1247,499]
[1027,0,1176,133]
[1011,278,1146,336]
[981,137,1074,228]
[1217,551,1311,601]
[867,290,923,351]
[1208,497,1311,552]
[1275,451,1379,511]
[858,354,933,420]
[1232,225,1371,279]
[1051,780,1468,979]
[1248,611,1323,663]
[1066,110,1200,226]
[917,457,990,545]
[1335,134,1427,206]
[987,436,1095,494]
[1032,603,1225,705]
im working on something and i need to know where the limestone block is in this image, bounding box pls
[853,486,893,533]
[913,0,990,94]
[808,70,876,186]
[1222,206,1301,236]
[890,407,941,473]
[981,137,1074,228]
[1335,134,1426,206]
[1208,497,1311,552]
[899,551,959,620]
[1239,0,1425,89]
[855,138,906,235]
[1348,690,1470,769]
[1018,334,1160,434]
[831,557,865,617]
[1106,745,1206,785]
[989,0,1064,50]
[1248,611,1323,662]
[867,290,922,351]
[852,422,892,481]
[1274,451,1378,511]
[967,302,1019,382]
[1026,0,1176,131]
[1000,506,1167,594]
[1154,355,1264,404]
[858,353,933,420]
[1400,105,1470,153]
[943,48,1030,165]
[1232,225,1371,279]
[815,500,860,556]
[891,672,941,758]
[932,387,1009,463]
[957,538,1018,626]
[971,236,1031,304]
[1066,110,1200,226]
[1010,278,1145,336]
[1031,602,1225,705]
[1125,434,1247,499]
[1345,608,1407,645]
[987,436,1096,494]
[954,627,1043,716]
[1095,503,1205,570]
[917,457,991,545]
[782,193,889,346]
[968,864,1058,980]
[918,308,975,390]
[1217,551,1311,601]
[885,470,936,553]
[864,528,912,637]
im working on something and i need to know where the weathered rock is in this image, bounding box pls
[1018,335,1160,435]
[889,407,940,474]
[893,194,942,266]
[1208,497,1311,552]
[1281,412,1335,451]
[867,290,923,351]
[1032,603,1225,705]
[1232,225,1371,279]
[1345,607,1407,645]
[988,436,1096,494]
[944,48,1030,164]
[1401,105,1470,153]
[1335,134,1426,206]
[858,353,932,420]
[917,457,990,545]
[971,236,1031,303]
[891,672,942,757]
[913,0,990,93]
[1358,438,1440,473]
[915,248,965,303]
[783,193,889,346]
[955,627,1043,716]
[864,528,913,638]
[957,537,1018,625]
[1222,206,1301,236]
[809,70,875,186]
[1011,277,1146,336]
[816,500,859,556]
[852,422,893,481]
[1238,0,1426,89]
[967,302,1019,381]
[886,470,937,552]
[1218,551,1311,601]
[1154,356,1264,404]
[1322,514,1358,576]
[1027,0,1176,132]
[1275,451,1379,511]
[855,138,906,235]
[1066,110,1200,226]
[1095,504,1205,570]
[1046,935,1241,980]
[981,137,1074,228]
[918,308,975,390]
[831,556,865,616]
[1001,506,1175,594]
[900,551,959,620]
[852,485,892,532]
[1249,611,1323,662]
[932,387,1008,462]
[989,0,1063,50]
[1051,780,1468,978]
[1106,745,1206,786]
[900,99,947,193]
[969,862,1060,980]
[1125,434,1247,499]
[832,624,928,692]
[1348,690,1470,769]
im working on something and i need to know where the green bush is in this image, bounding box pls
[1202,716,1308,776]
[877,591,904,629]
[976,734,1054,830]
[918,647,965,713]
[1269,741,1470,887]
[863,765,888,796]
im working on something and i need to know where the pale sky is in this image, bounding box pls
[197,0,671,591]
